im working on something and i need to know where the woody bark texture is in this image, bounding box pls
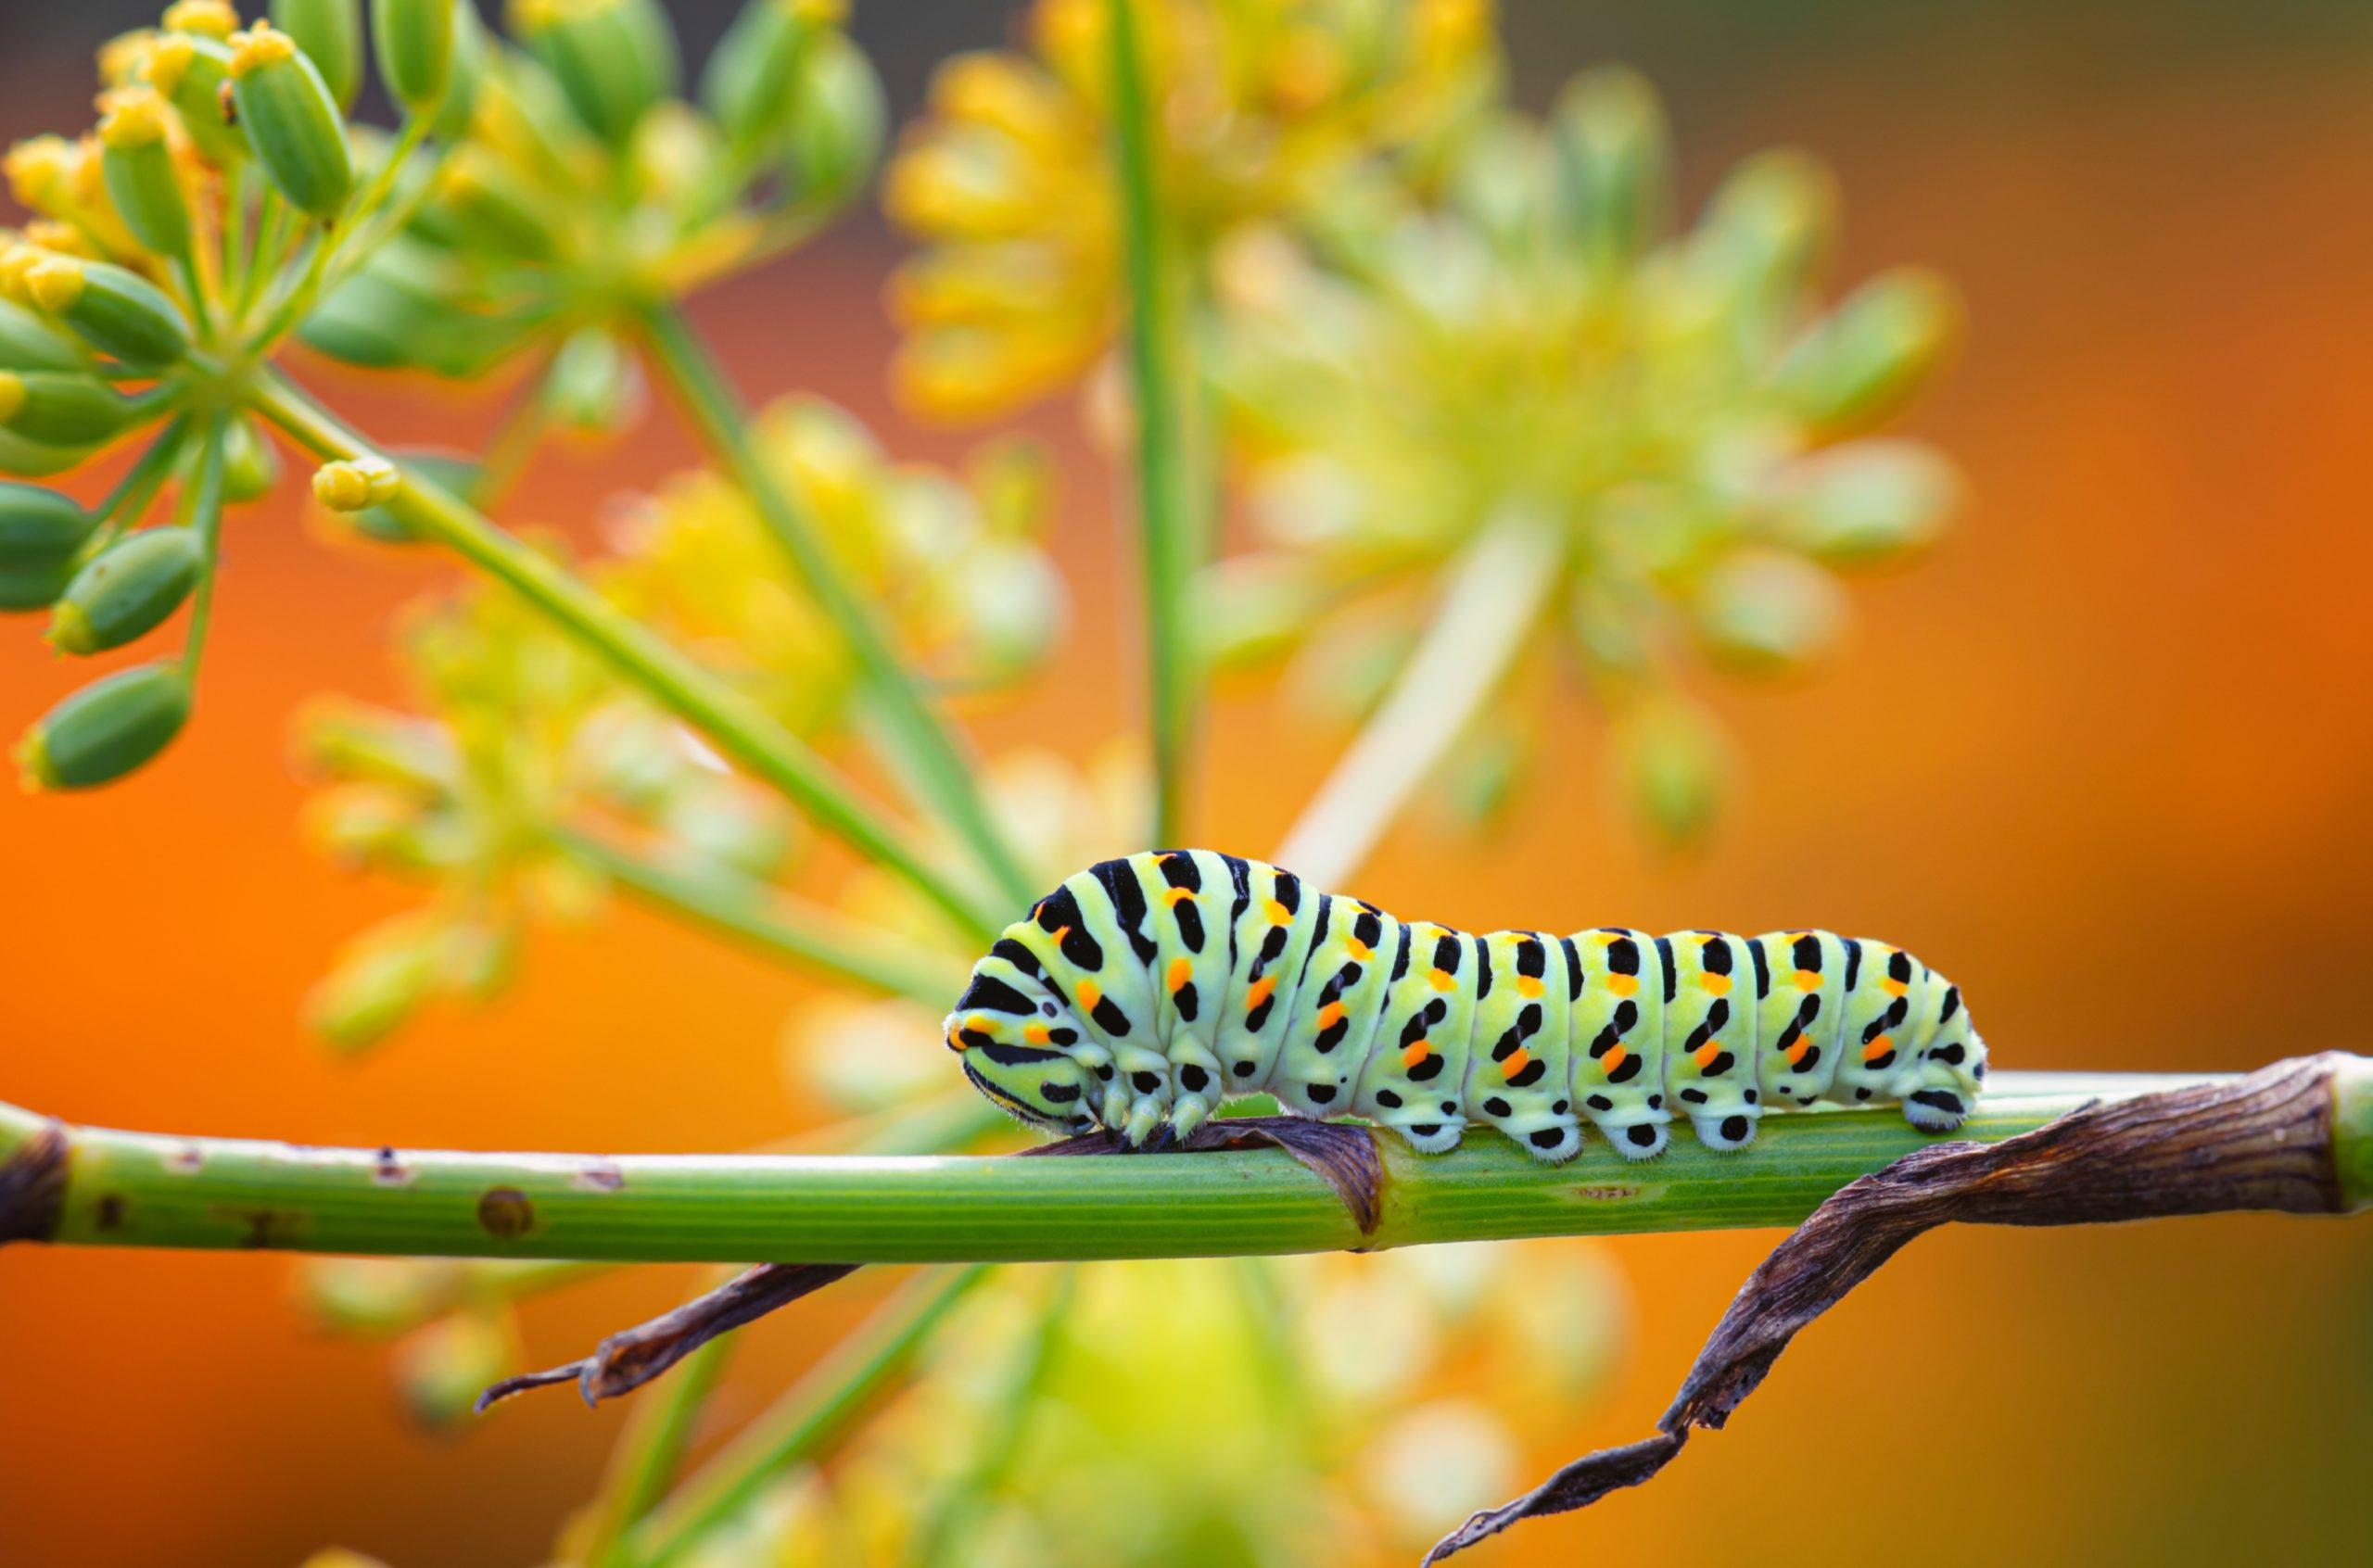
[1424,1050,2368,1564]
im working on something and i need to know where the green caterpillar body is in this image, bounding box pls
[945,851,1988,1160]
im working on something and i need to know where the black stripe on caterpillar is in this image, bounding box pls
[944,852,1988,1161]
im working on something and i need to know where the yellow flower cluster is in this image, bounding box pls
[884,0,1499,420]
[1207,76,1965,844]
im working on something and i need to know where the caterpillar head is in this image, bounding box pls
[944,961,1100,1134]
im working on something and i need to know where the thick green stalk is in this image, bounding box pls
[637,303,1036,909]
[1104,0,1199,846]
[15,1067,2356,1265]
[554,827,971,1008]
[625,1265,994,1567]
[1275,508,1565,888]
[244,369,1008,942]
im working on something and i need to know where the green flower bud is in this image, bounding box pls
[0,370,145,448]
[1688,549,1848,677]
[98,90,195,260]
[229,20,357,221]
[1609,694,1726,853]
[146,33,250,168]
[306,917,443,1050]
[1766,438,1962,567]
[397,1310,516,1430]
[701,0,831,152]
[541,322,638,434]
[26,256,190,367]
[16,661,192,790]
[47,526,206,654]
[1198,554,1321,670]
[1690,149,1836,329]
[222,414,283,502]
[0,429,94,480]
[782,31,883,209]
[271,0,365,111]
[1550,67,1670,272]
[374,0,457,116]
[510,0,679,149]
[427,0,487,140]
[312,453,401,511]
[423,146,562,260]
[1776,268,1961,437]
[298,1257,453,1336]
[301,270,427,368]
[0,297,89,374]
[0,481,95,610]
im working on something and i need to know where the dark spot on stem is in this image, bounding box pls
[95,1194,126,1231]
[372,1147,413,1187]
[573,1162,626,1194]
[476,1187,536,1240]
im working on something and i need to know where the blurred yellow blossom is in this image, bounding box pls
[1209,74,1965,845]
[884,0,1500,420]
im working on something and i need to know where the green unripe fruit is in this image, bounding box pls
[783,32,883,210]
[702,0,827,152]
[26,257,190,367]
[374,0,457,115]
[542,322,637,434]
[0,297,91,374]
[511,0,680,149]
[230,20,357,220]
[47,526,206,653]
[271,0,365,111]
[0,481,95,609]
[0,371,145,447]
[222,415,283,503]
[0,429,94,479]
[146,34,250,168]
[98,90,196,260]
[1776,269,1961,437]
[428,0,488,141]
[1549,67,1671,272]
[16,660,193,790]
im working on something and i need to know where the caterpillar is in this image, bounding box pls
[945,852,1987,1160]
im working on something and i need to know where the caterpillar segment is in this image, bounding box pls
[945,853,1988,1162]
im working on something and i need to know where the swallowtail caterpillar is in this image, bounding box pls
[945,852,1988,1160]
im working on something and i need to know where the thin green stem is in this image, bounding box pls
[249,117,433,350]
[623,1265,995,1568]
[244,369,1009,942]
[470,352,558,511]
[580,1311,735,1568]
[1104,0,1200,846]
[6,1070,2308,1265]
[87,417,191,550]
[552,826,972,1008]
[176,414,231,673]
[635,302,1036,910]
[1273,508,1564,889]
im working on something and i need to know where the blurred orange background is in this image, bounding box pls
[6,2,2373,1564]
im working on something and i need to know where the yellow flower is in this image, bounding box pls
[1208,76,1966,846]
[884,0,1499,421]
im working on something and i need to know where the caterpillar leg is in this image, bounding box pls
[1378,1113,1466,1155]
[1609,1118,1669,1159]
[1688,1109,1761,1152]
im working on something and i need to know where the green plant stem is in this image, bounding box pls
[1274,508,1564,888]
[176,415,231,672]
[1103,0,1199,847]
[13,1069,2342,1265]
[581,1315,734,1568]
[636,302,1036,910]
[552,826,972,1008]
[244,368,1009,942]
[622,1265,994,1568]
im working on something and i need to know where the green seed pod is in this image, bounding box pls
[146,33,250,168]
[428,0,487,140]
[1766,438,1962,568]
[0,429,95,480]
[0,297,88,374]
[47,526,206,654]
[271,0,365,111]
[701,0,826,153]
[782,31,883,210]
[1775,268,1961,437]
[1549,67,1671,272]
[1690,149,1836,333]
[0,481,95,610]
[229,20,357,221]
[541,322,638,434]
[306,916,446,1050]
[26,257,190,367]
[0,371,145,447]
[222,414,283,502]
[97,90,195,260]
[16,660,193,790]
[1688,548,1848,677]
[397,1309,516,1430]
[1608,693,1727,853]
[373,0,457,116]
[300,271,427,368]
[510,0,680,149]
[424,146,563,260]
